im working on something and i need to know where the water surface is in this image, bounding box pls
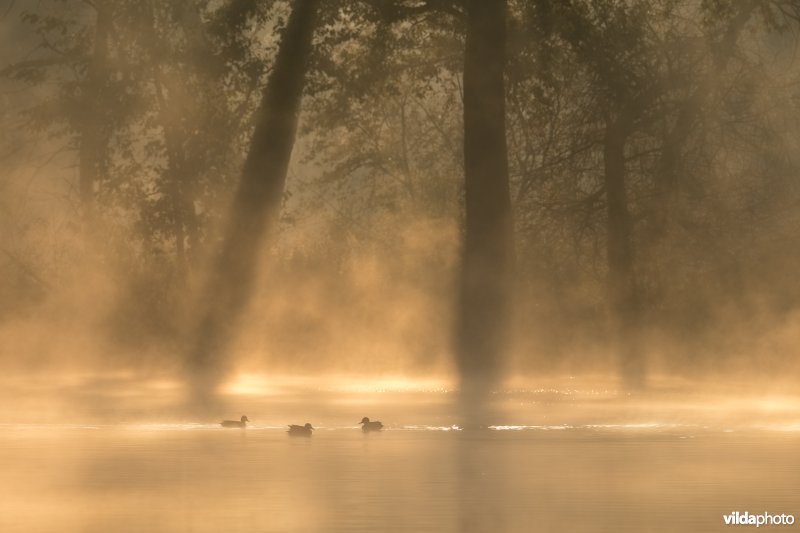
[1,375,798,532]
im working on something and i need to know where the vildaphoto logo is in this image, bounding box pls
[723,512,795,527]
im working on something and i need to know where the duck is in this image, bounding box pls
[288,423,314,436]
[221,415,249,428]
[360,417,383,431]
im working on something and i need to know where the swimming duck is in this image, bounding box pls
[360,417,383,431]
[288,423,314,436]
[221,415,249,428]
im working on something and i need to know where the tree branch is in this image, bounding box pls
[0,56,75,77]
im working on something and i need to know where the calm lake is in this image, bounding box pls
[1,375,798,532]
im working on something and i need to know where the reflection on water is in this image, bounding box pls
[0,375,799,532]
[1,425,798,532]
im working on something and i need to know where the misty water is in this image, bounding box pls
[1,374,799,532]
[7,1,800,531]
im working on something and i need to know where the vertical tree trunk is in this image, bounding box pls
[188,0,319,395]
[169,0,222,267]
[653,104,691,234]
[603,114,644,387]
[78,2,111,224]
[456,0,514,418]
[147,0,219,271]
[157,98,199,271]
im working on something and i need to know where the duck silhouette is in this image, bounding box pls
[288,423,314,436]
[221,415,249,428]
[360,417,383,431]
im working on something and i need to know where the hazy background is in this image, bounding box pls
[2,0,800,391]
[2,6,800,532]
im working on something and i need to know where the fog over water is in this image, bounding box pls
[1,377,799,532]
[2,0,800,531]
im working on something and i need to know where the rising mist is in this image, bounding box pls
[3,3,800,532]
[2,0,800,412]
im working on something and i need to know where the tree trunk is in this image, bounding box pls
[456,0,514,419]
[78,2,111,225]
[188,0,319,393]
[148,0,221,271]
[603,114,644,387]
[156,93,199,272]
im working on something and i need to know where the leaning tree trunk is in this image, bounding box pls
[456,0,515,421]
[603,114,644,387]
[78,1,111,226]
[188,0,319,398]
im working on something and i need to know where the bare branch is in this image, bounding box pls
[0,56,75,77]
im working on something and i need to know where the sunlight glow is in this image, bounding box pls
[218,373,454,397]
